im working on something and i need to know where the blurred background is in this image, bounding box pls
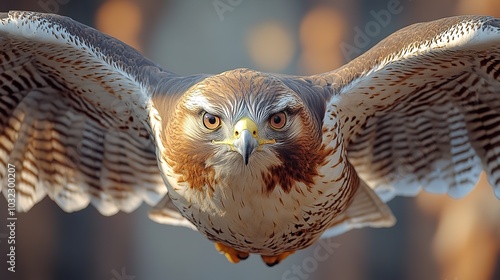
[1,0,500,279]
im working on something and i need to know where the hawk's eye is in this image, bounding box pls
[269,112,286,130]
[203,112,221,130]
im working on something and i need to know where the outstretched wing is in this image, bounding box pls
[0,11,175,216]
[314,15,500,202]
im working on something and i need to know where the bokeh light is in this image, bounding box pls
[417,173,500,280]
[95,0,143,51]
[457,0,500,17]
[298,6,347,74]
[246,21,295,72]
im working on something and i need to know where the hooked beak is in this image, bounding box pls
[213,117,275,165]
[234,130,258,165]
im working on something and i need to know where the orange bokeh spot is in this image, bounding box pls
[298,6,347,74]
[246,21,295,72]
[95,0,143,51]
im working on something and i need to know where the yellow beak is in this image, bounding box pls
[213,117,275,165]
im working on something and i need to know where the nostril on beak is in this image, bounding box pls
[234,131,239,137]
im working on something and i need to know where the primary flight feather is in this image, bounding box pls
[1,11,499,265]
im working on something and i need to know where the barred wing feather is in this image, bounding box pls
[314,16,500,202]
[0,11,169,215]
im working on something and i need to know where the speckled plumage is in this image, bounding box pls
[1,11,499,264]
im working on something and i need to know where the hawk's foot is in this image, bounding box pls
[261,251,295,267]
[214,242,249,263]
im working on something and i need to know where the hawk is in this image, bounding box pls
[1,11,499,266]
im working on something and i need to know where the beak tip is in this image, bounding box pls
[235,130,257,166]
[244,151,251,165]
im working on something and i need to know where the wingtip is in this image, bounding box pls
[486,17,500,29]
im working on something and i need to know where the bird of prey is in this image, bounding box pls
[1,11,499,266]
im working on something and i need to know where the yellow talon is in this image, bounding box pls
[214,242,249,264]
[261,251,295,267]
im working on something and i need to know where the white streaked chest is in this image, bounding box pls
[159,142,348,254]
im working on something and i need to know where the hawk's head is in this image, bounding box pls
[162,69,327,195]
[157,69,340,257]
